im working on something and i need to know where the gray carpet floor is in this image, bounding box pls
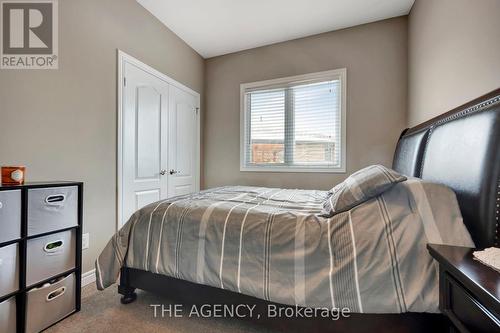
[45,284,277,333]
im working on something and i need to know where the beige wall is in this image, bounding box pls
[408,0,500,126]
[204,17,408,190]
[0,0,204,272]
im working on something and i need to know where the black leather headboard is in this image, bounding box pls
[393,89,500,248]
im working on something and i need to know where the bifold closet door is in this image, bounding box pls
[122,62,169,225]
[120,54,200,228]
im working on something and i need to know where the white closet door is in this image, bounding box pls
[167,85,199,197]
[122,62,169,224]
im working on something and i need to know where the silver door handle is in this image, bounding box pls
[169,169,178,175]
[160,170,167,176]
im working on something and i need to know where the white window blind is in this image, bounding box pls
[241,69,346,172]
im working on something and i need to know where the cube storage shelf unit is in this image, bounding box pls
[0,182,82,333]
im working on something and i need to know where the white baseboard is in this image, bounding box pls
[82,269,96,287]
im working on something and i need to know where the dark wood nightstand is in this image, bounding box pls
[427,244,500,333]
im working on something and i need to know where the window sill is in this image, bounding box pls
[240,166,346,173]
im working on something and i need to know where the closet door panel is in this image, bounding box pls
[121,62,169,226]
[168,86,199,197]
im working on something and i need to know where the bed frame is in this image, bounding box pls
[118,88,500,332]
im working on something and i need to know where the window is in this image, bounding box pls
[240,69,346,172]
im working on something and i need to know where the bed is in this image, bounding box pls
[97,88,500,332]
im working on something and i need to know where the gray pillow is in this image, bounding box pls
[321,165,406,217]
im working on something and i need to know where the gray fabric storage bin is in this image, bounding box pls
[0,296,16,333]
[26,273,76,333]
[27,186,78,236]
[0,190,21,243]
[0,243,19,298]
[26,230,76,286]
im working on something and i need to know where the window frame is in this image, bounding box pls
[240,68,347,173]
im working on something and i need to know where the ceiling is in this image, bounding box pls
[137,0,415,59]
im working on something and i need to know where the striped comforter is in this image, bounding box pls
[96,180,474,313]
